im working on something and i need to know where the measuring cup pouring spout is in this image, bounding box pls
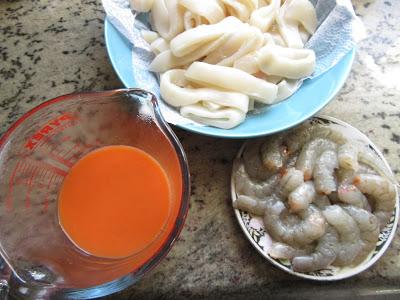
[0,89,190,299]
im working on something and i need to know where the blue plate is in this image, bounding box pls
[104,18,355,138]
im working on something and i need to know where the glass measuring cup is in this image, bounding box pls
[0,89,190,299]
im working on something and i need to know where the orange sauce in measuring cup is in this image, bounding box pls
[58,145,171,258]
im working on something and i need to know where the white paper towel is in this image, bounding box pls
[102,0,366,126]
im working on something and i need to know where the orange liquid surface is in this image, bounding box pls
[58,145,171,258]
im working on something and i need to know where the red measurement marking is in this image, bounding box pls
[61,135,72,142]
[37,138,51,151]
[24,113,76,150]
[6,161,22,211]
[69,145,94,161]
[20,162,28,175]
[26,164,35,181]
[25,163,33,173]
[7,159,68,211]
[25,166,39,209]
[55,144,69,160]
[61,143,80,159]
[37,167,47,180]
[56,175,64,185]
[48,152,74,168]
[36,134,58,151]
[53,135,75,157]
[15,163,32,185]
[32,168,48,190]
[39,168,49,181]
[41,169,50,212]
[43,173,56,213]
[38,161,68,177]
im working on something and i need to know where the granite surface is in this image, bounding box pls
[1,0,400,299]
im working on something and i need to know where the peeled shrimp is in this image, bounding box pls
[288,181,316,212]
[261,136,288,173]
[336,167,371,210]
[338,143,359,171]
[295,138,337,180]
[354,174,396,210]
[354,174,396,228]
[280,168,304,197]
[269,242,313,260]
[233,195,268,215]
[285,123,313,153]
[243,140,271,180]
[358,147,394,181]
[327,191,340,204]
[234,123,397,273]
[287,124,345,154]
[338,185,371,211]
[342,206,379,264]
[322,205,362,266]
[313,195,331,209]
[311,125,347,145]
[339,143,393,180]
[235,163,280,198]
[292,226,338,272]
[358,162,379,175]
[264,201,326,246]
[336,168,356,185]
[313,150,338,195]
[285,155,298,169]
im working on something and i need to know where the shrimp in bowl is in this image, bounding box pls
[231,116,398,280]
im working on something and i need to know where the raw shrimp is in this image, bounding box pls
[354,174,396,228]
[233,195,268,216]
[311,125,346,145]
[322,205,362,266]
[285,123,314,154]
[280,168,304,197]
[338,184,371,211]
[292,226,338,272]
[287,124,345,154]
[354,174,396,211]
[313,195,331,209]
[295,138,337,180]
[358,162,379,175]
[337,143,393,180]
[235,163,280,198]
[358,147,394,181]
[338,143,359,171]
[285,155,298,169]
[264,201,326,246]
[233,122,397,273]
[336,168,356,185]
[261,136,288,173]
[269,242,313,260]
[313,150,338,195]
[342,206,379,264]
[327,191,340,204]
[243,140,270,180]
[288,181,316,212]
[336,167,371,210]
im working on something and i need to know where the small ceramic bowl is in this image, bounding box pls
[231,116,399,281]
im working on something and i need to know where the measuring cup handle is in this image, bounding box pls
[0,280,8,300]
[0,257,9,300]
[0,257,58,299]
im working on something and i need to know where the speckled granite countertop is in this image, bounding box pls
[1,0,399,299]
